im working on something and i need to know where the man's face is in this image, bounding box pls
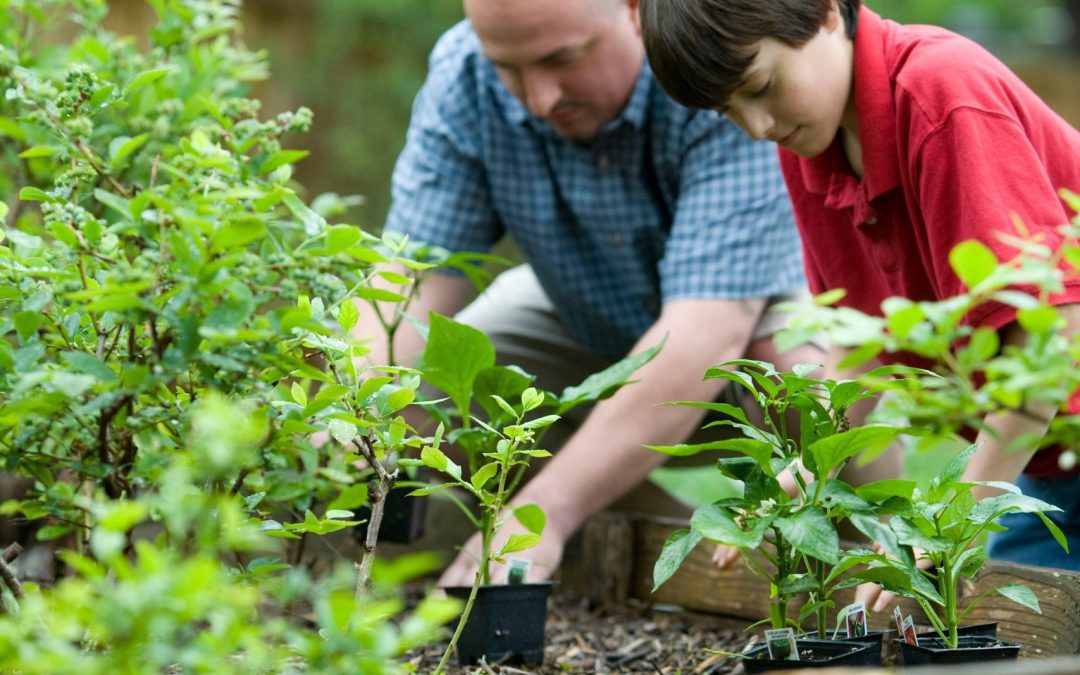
[720,11,854,157]
[465,0,644,141]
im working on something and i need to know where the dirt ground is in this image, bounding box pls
[406,594,758,674]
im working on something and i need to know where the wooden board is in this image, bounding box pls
[578,512,1080,657]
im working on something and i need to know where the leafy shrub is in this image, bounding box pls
[0,0,459,668]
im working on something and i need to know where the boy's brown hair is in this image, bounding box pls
[640,0,860,110]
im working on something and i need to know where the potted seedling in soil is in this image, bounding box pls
[407,313,662,669]
[649,360,906,669]
[840,442,1068,664]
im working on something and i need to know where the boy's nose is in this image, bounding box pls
[742,109,775,142]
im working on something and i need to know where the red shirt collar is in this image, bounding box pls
[798,7,901,203]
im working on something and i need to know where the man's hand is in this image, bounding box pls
[437,516,565,587]
[712,544,740,570]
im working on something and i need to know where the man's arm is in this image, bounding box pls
[437,296,769,585]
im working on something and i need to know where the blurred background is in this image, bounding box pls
[103,0,1080,234]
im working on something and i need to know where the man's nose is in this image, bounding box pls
[521,70,561,119]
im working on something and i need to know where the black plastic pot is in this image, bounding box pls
[814,629,885,664]
[444,581,552,665]
[353,482,426,544]
[897,634,1023,665]
[742,638,875,672]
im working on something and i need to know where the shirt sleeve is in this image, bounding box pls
[383,30,502,256]
[911,107,1080,330]
[659,115,806,302]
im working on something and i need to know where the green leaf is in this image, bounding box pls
[939,444,980,486]
[949,240,998,289]
[421,313,495,415]
[291,382,308,407]
[470,462,498,490]
[354,287,409,303]
[498,533,541,556]
[328,484,368,511]
[62,352,116,381]
[19,187,54,202]
[690,503,771,549]
[807,425,901,478]
[337,299,360,332]
[283,193,327,236]
[646,438,773,466]
[513,504,545,535]
[18,146,57,159]
[94,189,131,217]
[325,225,363,255]
[855,479,916,503]
[259,149,309,175]
[776,506,839,564]
[996,583,1041,614]
[328,419,358,446]
[211,217,266,251]
[557,339,663,412]
[124,67,171,96]
[474,365,535,422]
[1016,307,1059,334]
[108,134,150,167]
[653,528,703,591]
[421,446,461,480]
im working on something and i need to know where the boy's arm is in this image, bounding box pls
[962,303,1080,495]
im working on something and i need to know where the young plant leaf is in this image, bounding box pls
[996,583,1041,614]
[498,533,541,557]
[775,506,839,565]
[653,528,703,591]
[422,312,495,415]
[513,504,545,535]
[470,462,498,490]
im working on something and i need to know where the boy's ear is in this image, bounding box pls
[823,0,843,34]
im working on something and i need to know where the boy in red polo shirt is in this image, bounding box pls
[639,0,1080,581]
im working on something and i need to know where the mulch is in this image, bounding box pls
[406,595,757,674]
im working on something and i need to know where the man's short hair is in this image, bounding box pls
[640,0,860,110]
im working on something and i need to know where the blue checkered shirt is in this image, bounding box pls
[386,21,805,359]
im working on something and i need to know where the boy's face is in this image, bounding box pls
[720,11,854,157]
[465,0,645,141]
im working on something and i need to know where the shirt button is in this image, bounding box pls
[612,234,624,245]
[596,154,610,170]
[866,215,878,225]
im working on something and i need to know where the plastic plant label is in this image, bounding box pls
[893,605,904,637]
[842,600,868,638]
[902,615,918,646]
[505,558,532,585]
[765,628,799,661]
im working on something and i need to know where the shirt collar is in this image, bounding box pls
[492,56,651,139]
[798,7,901,201]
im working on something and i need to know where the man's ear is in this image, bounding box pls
[627,0,641,35]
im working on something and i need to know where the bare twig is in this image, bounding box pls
[352,433,397,599]
[0,547,25,604]
[2,543,23,564]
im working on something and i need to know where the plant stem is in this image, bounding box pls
[435,564,483,675]
[352,434,398,599]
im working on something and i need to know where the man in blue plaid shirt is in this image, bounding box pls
[357,0,821,585]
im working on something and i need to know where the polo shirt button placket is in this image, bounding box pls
[595,153,610,170]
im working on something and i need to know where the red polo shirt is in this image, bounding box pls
[780,8,1080,476]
